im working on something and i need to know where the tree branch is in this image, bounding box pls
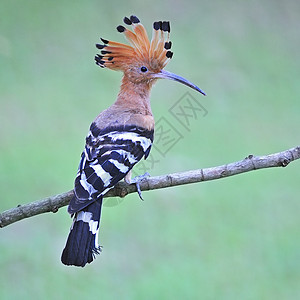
[1,146,299,228]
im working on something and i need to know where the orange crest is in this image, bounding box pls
[95,15,173,72]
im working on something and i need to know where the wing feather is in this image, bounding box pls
[69,124,154,214]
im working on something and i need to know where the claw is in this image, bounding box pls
[131,172,150,201]
[135,181,144,201]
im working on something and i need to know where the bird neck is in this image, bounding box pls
[114,75,153,115]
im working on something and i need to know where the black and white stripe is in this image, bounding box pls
[61,198,102,266]
[61,123,154,267]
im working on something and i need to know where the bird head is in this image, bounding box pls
[95,15,206,95]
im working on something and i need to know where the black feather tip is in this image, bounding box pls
[100,38,109,44]
[153,21,162,31]
[95,55,105,67]
[130,15,140,24]
[162,21,170,32]
[166,51,173,58]
[117,25,125,33]
[101,50,112,55]
[123,17,132,25]
[96,44,106,49]
[164,41,172,50]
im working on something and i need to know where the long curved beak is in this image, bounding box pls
[154,70,206,96]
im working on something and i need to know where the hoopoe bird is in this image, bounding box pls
[61,15,206,267]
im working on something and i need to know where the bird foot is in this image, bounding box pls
[131,172,150,201]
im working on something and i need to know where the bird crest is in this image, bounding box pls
[95,15,173,72]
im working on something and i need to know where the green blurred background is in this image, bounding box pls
[1,0,299,299]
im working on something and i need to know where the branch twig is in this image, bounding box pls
[1,146,299,228]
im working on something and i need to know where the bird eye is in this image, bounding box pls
[140,66,148,72]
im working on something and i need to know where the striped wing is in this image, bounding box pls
[68,124,154,214]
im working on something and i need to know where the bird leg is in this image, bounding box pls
[124,170,150,201]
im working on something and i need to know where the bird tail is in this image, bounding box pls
[61,197,103,267]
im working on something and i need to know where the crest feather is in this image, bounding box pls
[95,15,173,71]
